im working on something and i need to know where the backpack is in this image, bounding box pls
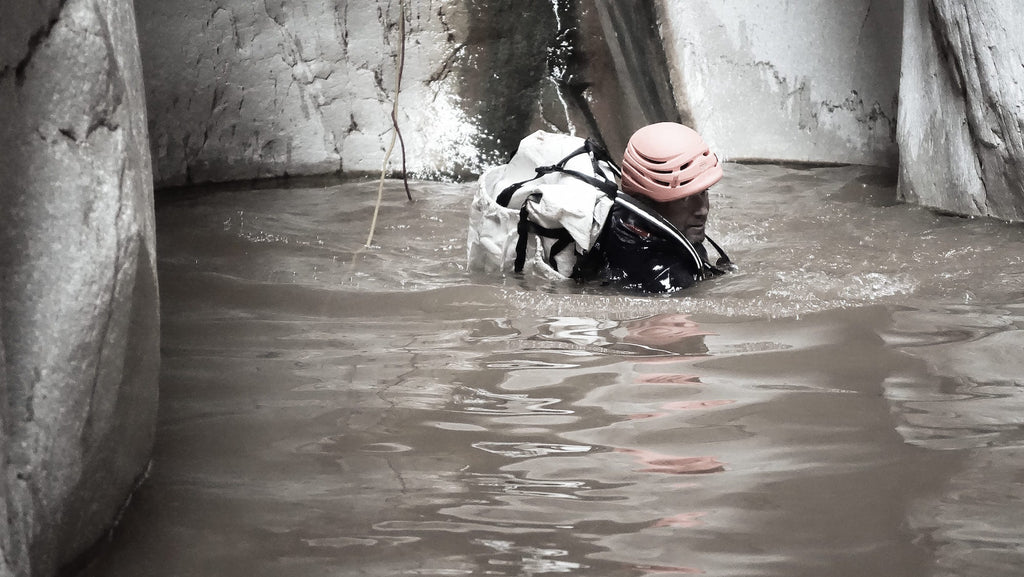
[467,131,731,289]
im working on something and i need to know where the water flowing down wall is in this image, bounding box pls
[656,0,903,166]
[898,0,1024,222]
[0,1,159,575]
[134,0,681,187]
[579,1,686,157]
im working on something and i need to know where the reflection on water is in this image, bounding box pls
[81,166,1024,577]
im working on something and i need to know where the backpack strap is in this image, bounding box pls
[584,137,621,179]
[513,196,536,273]
[546,236,575,270]
[496,139,619,207]
[496,143,587,207]
[501,136,621,274]
[513,192,576,273]
[560,138,619,198]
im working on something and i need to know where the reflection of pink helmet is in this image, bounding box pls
[621,122,723,202]
[624,313,708,347]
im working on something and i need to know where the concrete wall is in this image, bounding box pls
[137,0,904,189]
[136,0,486,186]
[132,0,1024,217]
[657,0,903,166]
[0,0,160,574]
[135,0,681,188]
[898,0,1024,222]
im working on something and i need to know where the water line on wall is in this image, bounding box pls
[365,0,412,249]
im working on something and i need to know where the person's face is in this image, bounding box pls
[653,189,710,244]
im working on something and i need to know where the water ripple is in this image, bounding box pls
[471,442,593,458]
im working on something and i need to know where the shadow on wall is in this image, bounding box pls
[458,0,685,166]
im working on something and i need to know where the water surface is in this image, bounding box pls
[82,165,1024,576]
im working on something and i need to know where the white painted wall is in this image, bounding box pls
[658,0,902,166]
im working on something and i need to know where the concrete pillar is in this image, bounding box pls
[0,0,159,574]
[898,0,1024,221]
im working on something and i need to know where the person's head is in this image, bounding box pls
[620,122,722,244]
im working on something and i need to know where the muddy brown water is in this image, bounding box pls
[81,164,1024,576]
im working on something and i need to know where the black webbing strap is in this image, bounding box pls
[497,171,542,208]
[585,137,621,178]
[501,138,621,273]
[547,236,574,270]
[513,193,577,274]
[514,193,541,273]
[496,143,587,207]
[496,140,619,207]
[555,168,618,198]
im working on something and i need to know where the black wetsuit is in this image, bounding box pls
[492,138,730,293]
[572,193,728,294]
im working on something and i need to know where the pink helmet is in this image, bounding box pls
[620,122,723,202]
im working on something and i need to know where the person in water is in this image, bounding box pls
[574,121,731,293]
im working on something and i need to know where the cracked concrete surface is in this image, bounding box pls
[0,0,159,575]
[134,0,691,187]
[137,1,680,187]
[137,0,478,186]
[658,0,902,166]
[147,0,901,184]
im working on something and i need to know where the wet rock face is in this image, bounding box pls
[570,1,685,158]
[136,0,904,185]
[456,0,682,165]
[457,0,556,167]
[135,0,678,186]
[898,0,1024,222]
[0,0,159,575]
[136,0,486,185]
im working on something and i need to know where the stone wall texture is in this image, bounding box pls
[131,0,1024,219]
[658,0,903,166]
[136,0,905,188]
[136,0,680,188]
[0,0,160,574]
[135,0,485,186]
[898,0,1024,221]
